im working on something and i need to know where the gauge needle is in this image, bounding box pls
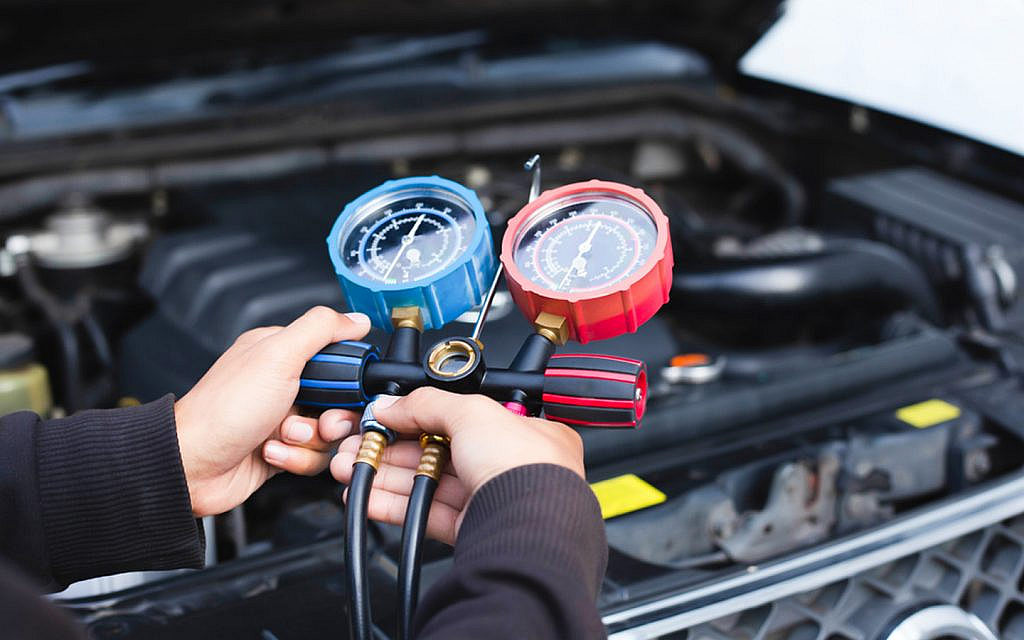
[558,222,602,290]
[383,213,426,280]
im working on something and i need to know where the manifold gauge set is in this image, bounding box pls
[294,160,673,640]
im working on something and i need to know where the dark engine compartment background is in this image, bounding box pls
[0,15,1022,638]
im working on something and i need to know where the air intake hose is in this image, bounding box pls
[671,238,942,324]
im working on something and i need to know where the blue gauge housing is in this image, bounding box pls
[327,176,497,331]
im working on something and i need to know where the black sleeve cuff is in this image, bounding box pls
[36,395,204,586]
[456,463,607,598]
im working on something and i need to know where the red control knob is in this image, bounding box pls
[542,354,647,428]
[501,180,673,343]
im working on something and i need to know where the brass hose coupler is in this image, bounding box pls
[354,430,389,470]
[416,434,451,482]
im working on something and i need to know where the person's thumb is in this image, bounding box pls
[372,387,500,438]
[262,306,371,370]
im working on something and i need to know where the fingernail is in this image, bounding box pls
[284,420,314,444]
[322,417,353,442]
[373,395,398,410]
[344,312,371,328]
[264,441,290,464]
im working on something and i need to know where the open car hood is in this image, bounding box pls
[741,0,1024,158]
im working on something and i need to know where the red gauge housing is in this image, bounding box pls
[501,180,674,343]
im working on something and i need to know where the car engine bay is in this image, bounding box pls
[1,3,1023,637]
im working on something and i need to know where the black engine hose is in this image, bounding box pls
[15,256,84,410]
[81,311,113,369]
[581,327,959,465]
[671,238,942,323]
[52,322,82,412]
[397,474,438,640]
[346,462,376,640]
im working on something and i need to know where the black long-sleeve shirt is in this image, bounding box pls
[0,399,608,639]
[0,396,204,590]
[417,464,608,639]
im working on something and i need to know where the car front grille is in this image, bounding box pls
[604,472,1024,639]
[672,515,1024,639]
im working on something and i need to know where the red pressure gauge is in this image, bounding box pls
[501,180,674,343]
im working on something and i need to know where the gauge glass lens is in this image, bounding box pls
[512,192,658,293]
[338,187,477,286]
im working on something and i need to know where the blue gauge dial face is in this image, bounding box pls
[339,187,477,286]
[512,193,658,293]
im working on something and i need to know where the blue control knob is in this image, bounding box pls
[327,176,497,331]
[296,340,379,408]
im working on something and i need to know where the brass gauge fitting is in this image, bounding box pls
[391,306,424,331]
[534,312,568,346]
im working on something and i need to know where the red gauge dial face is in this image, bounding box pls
[512,193,659,294]
[501,180,674,344]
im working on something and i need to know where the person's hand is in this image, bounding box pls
[175,306,371,517]
[330,387,584,544]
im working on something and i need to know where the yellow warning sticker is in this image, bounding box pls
[896,399,962,428]
[590,473,666,520]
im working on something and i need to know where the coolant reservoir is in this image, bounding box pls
[0,333,52,416]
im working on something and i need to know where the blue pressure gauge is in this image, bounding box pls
[327,176,497,330]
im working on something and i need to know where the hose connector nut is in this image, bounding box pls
[355,430,389,470]
[416,434,451,482]
[419,433,451,448]
[359,398,397,443]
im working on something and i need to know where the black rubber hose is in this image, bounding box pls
[15,256,84,411]
[53,322,82,412]
[346,462,376,640]
[699,122,806,226]
[81,311,113,369]
[397,474,438,640]
[671,239,942,324]
[581,328,959,465]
